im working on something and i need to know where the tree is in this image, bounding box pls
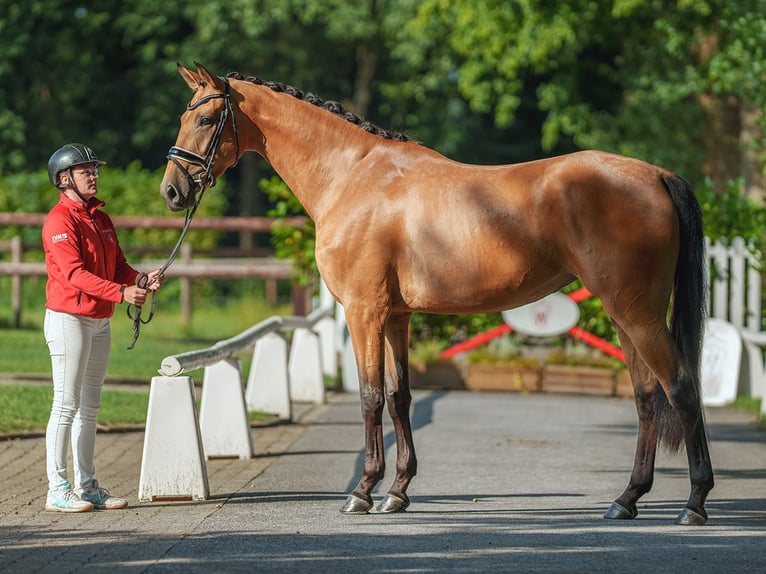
[395,0,766,192]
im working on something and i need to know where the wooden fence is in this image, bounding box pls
[0,213,308,327]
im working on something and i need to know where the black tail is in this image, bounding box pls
[655,174,707,451]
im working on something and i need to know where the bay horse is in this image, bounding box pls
[160,63,713,525]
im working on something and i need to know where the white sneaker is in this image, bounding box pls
[80,480,128,510]
[45,482,94,513]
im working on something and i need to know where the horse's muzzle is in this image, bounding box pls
[160,181,191,212]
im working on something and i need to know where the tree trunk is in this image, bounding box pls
[740,101,765,202]
[700,92,741,192]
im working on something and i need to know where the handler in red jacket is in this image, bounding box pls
[42,143,163,513]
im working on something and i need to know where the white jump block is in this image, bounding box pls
[246,332,292,420]
[702,318,742,406]
[314,316,338,377]
[288,327,326,404]
[200,359,253,460]
[342,336,359,393]
[138,376,209,501]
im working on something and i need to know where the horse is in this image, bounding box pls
[160,62,713,526]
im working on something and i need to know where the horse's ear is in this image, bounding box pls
[194,62,226,91]
[177,63,200,90]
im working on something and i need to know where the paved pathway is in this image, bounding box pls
[1,390,764,573]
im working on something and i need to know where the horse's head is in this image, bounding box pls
[160,62,240,212]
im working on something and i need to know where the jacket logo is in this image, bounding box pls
[51,233,69,243]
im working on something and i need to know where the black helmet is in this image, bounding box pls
[47,143,107,188]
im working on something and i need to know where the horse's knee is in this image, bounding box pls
[360,384,385,413]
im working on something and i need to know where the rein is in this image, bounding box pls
[126,189,205,350]
[127,77,239,350]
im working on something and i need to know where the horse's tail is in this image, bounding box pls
[655,174,707,452]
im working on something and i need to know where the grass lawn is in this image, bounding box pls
[0,293,293,380]
[0,384,149,432]
[0,287,294,433]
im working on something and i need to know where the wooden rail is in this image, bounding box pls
[0,212,308,230]
[0,212,306,326]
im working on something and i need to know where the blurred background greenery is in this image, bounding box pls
[2,0,766,355]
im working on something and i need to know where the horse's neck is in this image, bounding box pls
[236,81,374,222]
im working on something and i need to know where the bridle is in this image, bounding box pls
[127,77,240,350]
[167,76,240,192]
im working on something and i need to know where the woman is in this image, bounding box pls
[42,143,163,512]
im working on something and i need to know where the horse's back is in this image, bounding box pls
[320,147,680,314]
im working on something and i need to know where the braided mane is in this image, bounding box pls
[226,71,412,143]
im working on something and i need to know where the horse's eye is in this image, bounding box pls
[199,116,214,126]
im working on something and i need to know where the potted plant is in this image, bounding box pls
[461,335,543,393]
[541,344,620,396]
[408,339,464,390]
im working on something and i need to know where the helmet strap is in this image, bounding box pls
[61,168,90,204]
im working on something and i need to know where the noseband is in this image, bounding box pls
[167,77,240,193]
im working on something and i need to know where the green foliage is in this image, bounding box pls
[0,165,228,259]
[697,177,766,255]
[398,0,766,185]
[410,312,503,347]
[261,176,317,287]
[464,335,542,368]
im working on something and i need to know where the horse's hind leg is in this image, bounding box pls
[610,320,713,525]
[604,324,660,520]
[376,313,417,513]
[340,304,388,515]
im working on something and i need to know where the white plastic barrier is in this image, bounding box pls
[138,376,209,501]
[200,358,253,460]
[139,302,339,501]
[245,332,292,420]
[288,327,325,404]
[342,335,359,393]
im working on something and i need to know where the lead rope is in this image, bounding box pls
[126,188,206,350]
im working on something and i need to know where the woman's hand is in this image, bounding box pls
[145,269,165,291]
[123,284,149,306]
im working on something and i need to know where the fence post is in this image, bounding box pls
[11,236,22,328]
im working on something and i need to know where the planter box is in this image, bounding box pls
[541,364,616,396]
[409,360,464,390]
[463,363,541,393]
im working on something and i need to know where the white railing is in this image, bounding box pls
[137,283,353,502]
[707,236,762,333]
[158,306,334,376]
[705,237,766,414]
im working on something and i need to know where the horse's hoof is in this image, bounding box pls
[340,494,373,515]
[675,507,708,526]
[374,493,410,513]
[603,501,638,520]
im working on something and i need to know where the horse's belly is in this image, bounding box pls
[396,262,567,314]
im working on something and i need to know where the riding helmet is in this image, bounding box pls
[47,143,107,188]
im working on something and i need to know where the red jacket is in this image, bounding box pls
[43,193,139,318]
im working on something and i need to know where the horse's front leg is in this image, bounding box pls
[376,313,416,513]
[341,306,387,515]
